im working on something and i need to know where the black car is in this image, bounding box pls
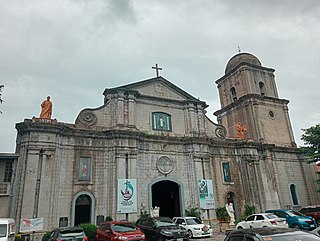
[224,227,320,241]
[49,226,88,241]
[136,216,189,241]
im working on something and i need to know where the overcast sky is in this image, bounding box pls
[1,0,319,152]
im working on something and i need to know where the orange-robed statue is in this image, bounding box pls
[236,122,247,139]
[40,96,52,119]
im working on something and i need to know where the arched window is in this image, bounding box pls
[259,82,266,96]
[230,87,237,102]
[289,184,299,206]
[152,112,172,131]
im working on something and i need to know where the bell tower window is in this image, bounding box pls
[230,87,237,102]
[259,82,266,96]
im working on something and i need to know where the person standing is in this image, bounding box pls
[40,96,52,119]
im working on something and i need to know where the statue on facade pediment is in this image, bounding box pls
[236,122,247,139]
[40,96,52,119]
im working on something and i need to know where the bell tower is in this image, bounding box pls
[214,52,296,147]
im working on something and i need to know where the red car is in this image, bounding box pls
[96,221,146,241]
[299,205,320,224]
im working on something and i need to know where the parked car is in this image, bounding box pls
[224,227,320,241]
[311,226,320,237]
[136,216,189,241]
[299,205,320,224]
[235,213,288,229]
[0,218,15,241]
[172,216,213,238]
[266,209,317,230]
[49,226,88,241]
[96,221,146,241]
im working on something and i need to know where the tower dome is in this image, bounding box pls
[225,53,261,74]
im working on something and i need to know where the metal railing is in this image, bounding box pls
[0,182,11,195]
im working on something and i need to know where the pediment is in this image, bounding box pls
[104,76,200,102]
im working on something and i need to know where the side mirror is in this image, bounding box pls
[105,230,111,235]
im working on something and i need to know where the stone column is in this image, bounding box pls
[128,94,136,128]
[117,92,125,127]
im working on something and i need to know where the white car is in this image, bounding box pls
[311,226,320,237]
[236,213,289,229]
[172,216,213,238]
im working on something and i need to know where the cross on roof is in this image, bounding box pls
[152,63,162,77]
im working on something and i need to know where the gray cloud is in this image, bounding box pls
[0,0,319,151]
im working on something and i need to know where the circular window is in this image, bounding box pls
[269,110,275,119]
[156,156,173,175]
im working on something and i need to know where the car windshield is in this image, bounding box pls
[155,217,176,227]
[112,223,137,233]
[286,210,303,217]
[186,218,202,225]
[0,224,7,238]
[266,214,279,219]
[59,230,84,237]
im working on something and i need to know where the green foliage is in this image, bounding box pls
[301,124,320,191]
[15,234,23,241]
[41,231,52,241]
[244,204,256,217]
[140,210,149,218]
[105,216,113,221]
[215,206,229,222]
[79,223,98,241]
[301,124,320,163]
[185,207,201,220]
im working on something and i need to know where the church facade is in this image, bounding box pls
[1,53,319,230]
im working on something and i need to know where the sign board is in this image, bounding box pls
[59,217,68,227]
[198,180,215,209]
[117,179,137,213]
[20,218,44,232]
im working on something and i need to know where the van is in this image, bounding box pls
[0,218,15,241]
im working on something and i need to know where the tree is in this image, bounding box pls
[301,124,320,191]
[301,124,320,163]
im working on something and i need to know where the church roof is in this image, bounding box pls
[103,76,207,106]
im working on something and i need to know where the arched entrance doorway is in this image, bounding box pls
[151,180,181,218]
[72,192,95,226]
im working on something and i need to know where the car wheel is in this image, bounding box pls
[292,224,300,229]
[188,230,193,239]
[237,226,243,229]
